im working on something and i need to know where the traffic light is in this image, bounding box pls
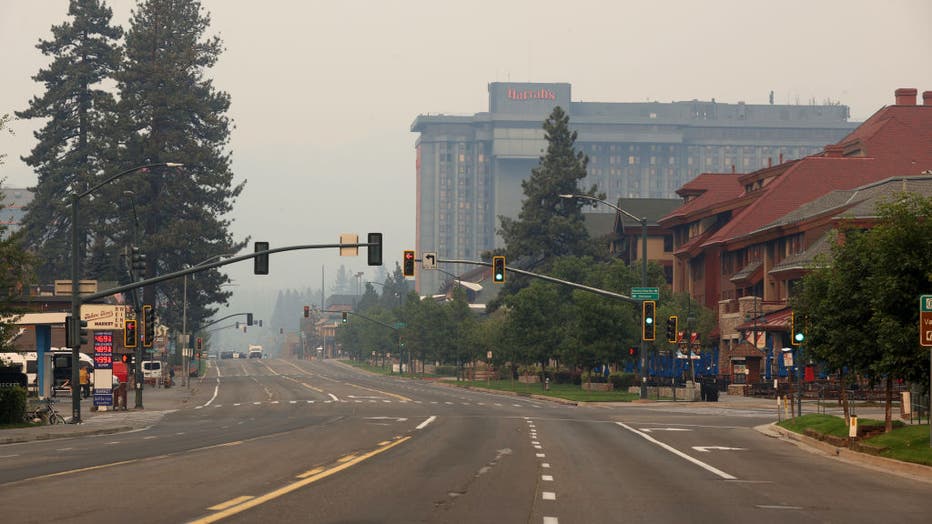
[247,313,254,326]
[368,232,383,266]
[492,256,505,283]
[122,353,129,363]
[341,311,347,323]
[403,250,415,277]
[142,305,155,348]
[666,315,678,343]
[641,300,656,341]
[65,316,88,347]
[254,241,269,275]
[196,337,203,351]
[791,311,805,346]
[124,319,138,348]
[628,346,639,358]
[130,246,147,276]
[304,305,310,318]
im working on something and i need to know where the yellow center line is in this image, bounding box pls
[337,454,357,463]
[296,467,325,479]
[208,496,254,511]
[191,436,412,524]
[301,382,325,394]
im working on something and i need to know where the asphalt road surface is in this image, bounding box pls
[2,358,930,523]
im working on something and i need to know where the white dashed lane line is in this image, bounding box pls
[528,418,559,524]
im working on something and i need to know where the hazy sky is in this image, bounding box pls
[2,0,931,337]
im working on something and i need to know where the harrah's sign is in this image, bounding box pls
[506,87,557,101]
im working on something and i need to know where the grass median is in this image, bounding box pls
[778,413,932,466]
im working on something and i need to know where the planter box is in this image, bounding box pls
[582,382,613,391]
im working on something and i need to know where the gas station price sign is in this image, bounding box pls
[94,331,114,369]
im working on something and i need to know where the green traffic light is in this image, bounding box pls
[794,332,804,342]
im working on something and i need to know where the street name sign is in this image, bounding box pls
[920,295,932,347]
[631,287,659,300]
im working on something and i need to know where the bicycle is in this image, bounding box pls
[24,398,66,425]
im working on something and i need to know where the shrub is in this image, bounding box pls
[435,365,458,377]
[609,372,638,390]
[0,386,27,425]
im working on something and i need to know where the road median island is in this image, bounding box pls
[761,414,932,483]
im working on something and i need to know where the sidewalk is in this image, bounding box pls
[0,380,198,445]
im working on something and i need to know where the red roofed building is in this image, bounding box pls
[659,88,932,388]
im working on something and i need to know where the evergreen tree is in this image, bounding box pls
[1,115,37,351]
[113,0,245,331]
[16,0,123,283]
[498,106,603,263]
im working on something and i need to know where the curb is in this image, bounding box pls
[758,422,932,484]
[0,425,135,445]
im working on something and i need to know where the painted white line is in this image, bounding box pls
[270,401,279,404]
[640,427,691,433]
[56,448,73,452]
[233,403,241,406]
[532,441,540,445]
[542,463,550,468]
[416,416,437,430]
[444,401,453,405]
[307,400,314,404]
[756,505,803,510]
[253,402,262,405]
[542,492,556,501]
[289,401,297,404]
[202,378,221,408]
[543,517,559,524]
[328,393,340,402]
[195,406,203,410]
[616,422,736,480]
[536,453,546,458]
[512,404,521,407]
[534,445,542,449]
[542,475,553,481]
[0,454,20,458]
[692,446,746,453]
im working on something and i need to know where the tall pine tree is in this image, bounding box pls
[498,106,602,263]
[16,0,123,283]
[113,0,245,331]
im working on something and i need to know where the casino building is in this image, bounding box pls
[411,82,855,293]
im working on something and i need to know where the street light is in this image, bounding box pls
[70,162,183,423]
[559,193,649,399]
[183,252,236,387]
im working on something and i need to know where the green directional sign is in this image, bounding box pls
[393,322,406,329]
[631,287,659,301]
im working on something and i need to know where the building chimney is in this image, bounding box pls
[824,144,844,158]
[924,91,932,106]
[895,88,918,105]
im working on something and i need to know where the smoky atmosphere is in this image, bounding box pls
[2,3,932,522]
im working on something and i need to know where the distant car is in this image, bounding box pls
[248,350,262,359]
[220,351,234,360]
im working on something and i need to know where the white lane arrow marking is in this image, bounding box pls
[363,416,408,422]
[692,446,747,453]
[640,428,692,433]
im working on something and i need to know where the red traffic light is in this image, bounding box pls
[403,250,415,277]
[303,305,310,318]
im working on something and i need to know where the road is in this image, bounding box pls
[1,358,930,523]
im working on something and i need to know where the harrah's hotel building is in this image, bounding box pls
[411,82,854,293]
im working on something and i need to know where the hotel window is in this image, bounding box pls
[628,156,636,165]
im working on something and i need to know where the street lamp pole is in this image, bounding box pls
[559,193,649,399]
[69,162,183,423]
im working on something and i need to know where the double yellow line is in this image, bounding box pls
[193,436,412,523]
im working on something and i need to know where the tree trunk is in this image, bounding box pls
[884,376,893,433]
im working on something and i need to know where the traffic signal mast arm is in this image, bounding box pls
[325,310,399,332]
[436,258,639,303]
[79,240,381,304]
[200,313,256,330]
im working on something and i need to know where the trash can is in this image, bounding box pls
[701,376,719,402]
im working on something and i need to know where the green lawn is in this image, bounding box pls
[778,413,932,466]
[453,379,639,402]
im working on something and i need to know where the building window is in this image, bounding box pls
[663,235,673,252]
